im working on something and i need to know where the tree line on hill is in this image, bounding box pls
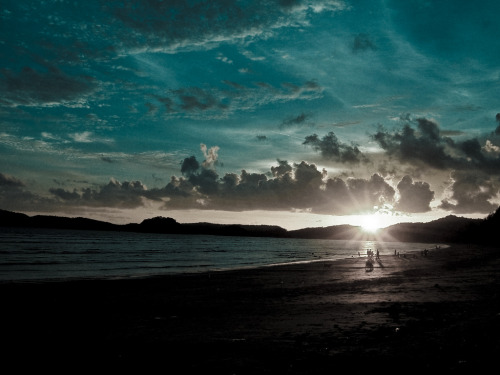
[0,207,499,245]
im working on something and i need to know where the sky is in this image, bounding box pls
[1,0,500,230]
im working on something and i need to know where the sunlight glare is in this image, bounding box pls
[360,214,381,233]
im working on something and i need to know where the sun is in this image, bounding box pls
[360,214,381,233]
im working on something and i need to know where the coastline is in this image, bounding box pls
[2,244,499,373]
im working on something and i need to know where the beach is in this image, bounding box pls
[2,244,500,373]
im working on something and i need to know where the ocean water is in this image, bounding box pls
[0,227,444,282]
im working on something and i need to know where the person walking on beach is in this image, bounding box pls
[376,249,379,259]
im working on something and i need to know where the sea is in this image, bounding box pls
[0,227,445,282]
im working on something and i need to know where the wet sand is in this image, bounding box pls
[2,244,500,373]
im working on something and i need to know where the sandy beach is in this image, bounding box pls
[2,244,500,373]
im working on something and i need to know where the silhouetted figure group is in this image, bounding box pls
[365,258,374,272]
[365,249,380,272]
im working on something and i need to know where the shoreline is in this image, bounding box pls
[2,244,499,372]
[0,238,449,284]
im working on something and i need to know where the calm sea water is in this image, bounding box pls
[0,227,445,282]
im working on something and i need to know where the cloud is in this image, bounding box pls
[303,131,366,163]
[372,118,500,173]
[352,33,377,53]
[49,188,81,201]
[439,171,499,214]
[68,131,113,144]
[159,159,396,215]
[68,132,94,143]
[0,172,53,211]
[200,144,220,169]
[271,159,293,178]
[42,158,394,215]
[101,156,114,163]
[280,112,314,129]
[176,88,227,112]
[396,175,434,213]
[109,0,347,53]
[181,156,200,176]
[49,178,150,209]
[0,65,95,107]
[188,168,220,195]
[6,149,492,217]
[442,172,499,213]
[320,174,396,215]
[153,80,323,119]
[0,172,25,188]
[483,140,500,155]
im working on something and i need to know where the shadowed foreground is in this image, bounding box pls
[2,245,500,373]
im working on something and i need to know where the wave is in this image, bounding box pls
[0,229,446,282]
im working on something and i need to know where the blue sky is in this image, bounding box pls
[1,0,499,229]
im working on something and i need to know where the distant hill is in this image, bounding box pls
[288,224,368,240]
[0,209,120,232]
[379,215,483,244]
[0,209,288,238]
[1,207,499,244]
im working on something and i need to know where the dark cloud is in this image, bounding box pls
[0,173,52,211]
[0,172,25,188]
[372,118,500,173]
[280,112,314,129]
[50,178,150,209]
[101,156,114,163]
[108,0,343,52]
[0,65,95,107]
[145,102,158,115]
[396,175,434,213]
[164,176,195,198]
[271,159,293,178]
[352,33,377,53]
[49,188,81,201]
[188,168,219,195]
[88,179,149,208]
[10,151,494,217]
[39,158,401,215]
[153,88,227,115]
[294,161,325,189]
[303,132,366,164]
[152,80,323,119]
[495,113,500,135]
[162,159,394,214]
[180,156,200,176]
[177,88,227,112]
[321,174,395,214]
[439,171,499,214]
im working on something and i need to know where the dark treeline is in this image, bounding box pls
[0,207,499,245]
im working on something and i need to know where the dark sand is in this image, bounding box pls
[2,245,500,373]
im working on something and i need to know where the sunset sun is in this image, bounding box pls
[360,214,382,233]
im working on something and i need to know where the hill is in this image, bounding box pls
[1,207,499,244]
[379,215,482,244]
[0,209,288,238]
